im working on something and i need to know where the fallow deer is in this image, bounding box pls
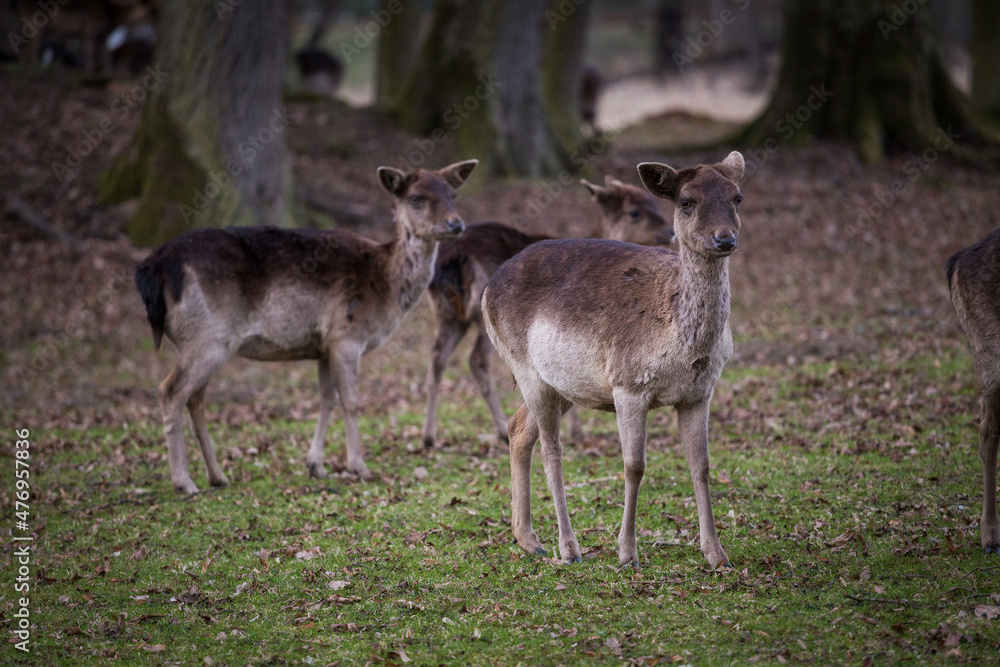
[948,229,1000,554]
[136,160,478,493]
[421,177,674,448]
[481,152,745,569]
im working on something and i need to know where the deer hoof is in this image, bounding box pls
[307,462,329,479]
[209,473,230,488]
[422,436,435,449]
[174,479,199,495]
[351,465,373,481]
[565,556,582,565]
[985,545,1000,555]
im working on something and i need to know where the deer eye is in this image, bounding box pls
[629,209,640,219]
[679,199,693,210]
[734,194,743,206]
[409,195,424,206]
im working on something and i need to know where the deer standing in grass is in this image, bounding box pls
[482,153,745,568]
[948,229,1000,554]
[136,160,478,493]
[422,177,675,448]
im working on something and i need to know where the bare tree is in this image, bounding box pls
[737,0,998,163]
[100,0,301,245]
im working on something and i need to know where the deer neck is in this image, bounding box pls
[387,223,439,316]
[674,241,731,356]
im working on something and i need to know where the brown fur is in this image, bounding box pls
[137,160,477,493]
[948,228,1000,553]
[482,153,744,569]
[421,179,674,448]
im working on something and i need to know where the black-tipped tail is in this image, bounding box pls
[135,260,166,350]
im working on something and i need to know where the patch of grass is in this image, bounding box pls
[4,347,999,665]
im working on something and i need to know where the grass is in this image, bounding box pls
[4,344,999,666]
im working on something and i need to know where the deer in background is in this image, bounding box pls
[421,177,675,449]
[948,229,1000,554]
[136,160,477,493]
[482,152,745,569]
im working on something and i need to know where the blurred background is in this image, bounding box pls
[1,0,999,427]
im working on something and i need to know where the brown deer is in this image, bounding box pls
[421,177,674,449]
[948,229,1000,554]
[136,160,477,493]
[481,152,745,569]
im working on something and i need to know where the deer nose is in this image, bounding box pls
[446,219,465,234]
[713,234,738,252]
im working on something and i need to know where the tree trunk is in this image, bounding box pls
[389,0,575,178]
[100,0,300,246]
[541,0,591,158]
[971,0,1000,124]
[375,0,425,107]
[736,0,998,164]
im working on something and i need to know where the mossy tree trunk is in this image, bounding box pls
[736,0,998,164]
[375,0,425,107]
[971,0,1000,125]
[388,0,578,179]
[100,0,300,247]
[541,0,591,159]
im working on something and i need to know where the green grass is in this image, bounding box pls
[3,347,999,665]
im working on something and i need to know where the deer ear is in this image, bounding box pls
[637,162,680,201]
[377,166,408,196]
[716,151,745,183]
[439,159,479,189]
[580,178,606,198]
[605,175,626,189]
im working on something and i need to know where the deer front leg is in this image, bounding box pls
[469,325,509,443]
[508,403,546,555]
[422,319,466,448]
[980,388,1000,553]
[331,348,372,481]
[307,356,339,479]
[677,400,730,569]
[536,393,581,563]
[614,389,648,567]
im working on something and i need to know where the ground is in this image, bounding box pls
[1,64,1000,664]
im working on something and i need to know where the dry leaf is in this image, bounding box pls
[143,644,166,652]
[974,605,1000,620]
[328,580,350,590]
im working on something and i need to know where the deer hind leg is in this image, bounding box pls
[158,348,228,494]
[677,400,730,570]
[422,318,467,449]
[188,386,229,488]
[508,403,545,555]
[307,356,340,479]
[533,390,581,563]
[614,390,649,567]
[469,324,509,443]
[980,386,1000,553]
[331,348,372,481]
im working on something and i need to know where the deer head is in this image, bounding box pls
[637,151,744,258]
[581,175,675,247]
[377,160,478,240]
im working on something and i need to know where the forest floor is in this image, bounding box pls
[2,66,1000,665]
